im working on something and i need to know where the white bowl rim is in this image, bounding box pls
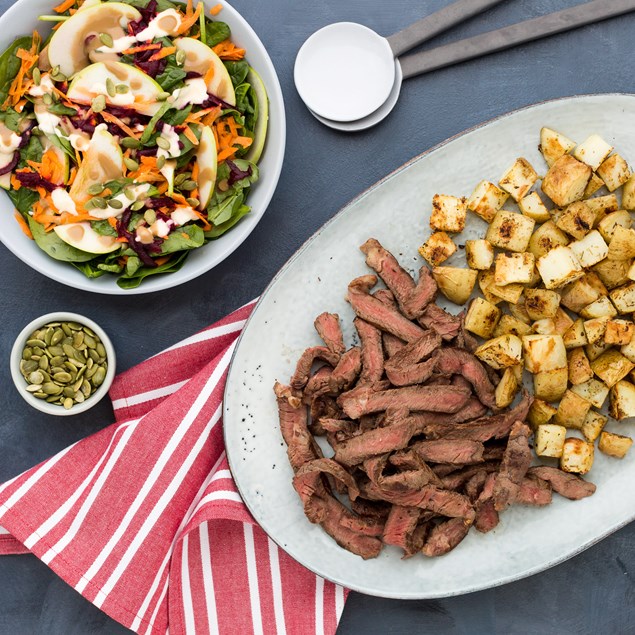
[10,311,117,416]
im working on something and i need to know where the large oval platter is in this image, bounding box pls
[224,94,635,599]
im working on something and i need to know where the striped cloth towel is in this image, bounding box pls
[0,301,348,634]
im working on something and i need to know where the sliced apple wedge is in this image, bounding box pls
[196,126,217,210]
[48,2,141,77]
[244,67,268,164]
[174,37,235,106]
[54,222,120,254]
[67,61,163,116]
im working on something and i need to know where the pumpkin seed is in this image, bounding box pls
[92,366,106,387]
[87,183,105,196]
[21,360,38,375]
[42,93,53,106]
[49,345,65,356]
[180,180,197,191]
[62,344,77,358]
[32,67,41,86]
[28,371,44,385]
[26,384,43,393]
[39,356,49,371]
[83,325,96,337]
[74,391,85,404]
[23,347,32,360]
[44,327,54,346]
[99,32,114,47]
[106,77,116,98]
[63,398,74,410]
[63,386,76,398]
[156,136,170,150]
[50,355,66,367]
[73,331,84,348]
[27,338,46,348]
[91,94,107,113]
[85,364,98,379]
[124,157,139,171]
[53,372,72,383]
[42,382,63,395]
[81,379,91,397]
[46,395,61,403]
[33,391,47,399]
[130,200,145,211]
[115,83,129,94]
[157,91,171,101]
[186,197,199,208]
[61,323,72,336]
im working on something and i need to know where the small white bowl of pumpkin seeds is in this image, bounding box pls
[10,312,116,416]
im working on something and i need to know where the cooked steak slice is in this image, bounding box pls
[363,453,390,485]
[329,346,362,394]
[451,374,473,392]
[516,477,552,506]
[354,318,385,385]
[338,384,471,419]
[309,395,341,426]
[303,365,332,400]
[373,288,398,308]
[403,266,438,319]
[360,238,416,314]
[474,473,500,533]
[411,439,484,465]
[382,505,421,552]
[493,421,532,511]
[347,275,426,342]
[294,458,360,502]
[422,517,471,557]
[482,444,506,461]
[408,398,488,430]
[455,317,479,353]
[464,470,489,501]
[418,304,462,340]
[290,346,340,390]
[380,467,443,491]
[340,513,385,537]
[384,330,442,386]
[441,463,499,492]
[350,498,392,519]
[314,312,346,355]
[527,466,597,500]
[319,418,356,435]
[385,357,437,387]
[388,451,445,488]
[434,348,497,409]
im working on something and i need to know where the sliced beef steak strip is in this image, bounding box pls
[422,517,472,557]
[382,505,422,553]
[516,477,552,506]
[418,304,462,340]
[294,458,360,502]
[350,498,392,520]
[493,421,532,512]
[383,332,407,358]
[527,466,596,500]
[290,346,340,390]
[411,439,484,465]
[384,330,442,386]
[402,265,438,319]
[440,463,500,492]
[474,473,500,533]
[328,346,362,394]
[314,312,346,355]
[354,318,385,385]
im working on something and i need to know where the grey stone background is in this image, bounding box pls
[1,0,635,632]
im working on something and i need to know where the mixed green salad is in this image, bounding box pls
[0,0,268,288]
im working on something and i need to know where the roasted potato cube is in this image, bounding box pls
[571,377,609,408]
[560,438,594,475]
[533,367,568,401]
[494,252,535,286]
[563,318,589,349]
[539,127,576,167]
[585,339,612,362]
[607,226,635,261]
[432,267,477,305]
[526,265,542,288]
[498,157,538,202]
[532,319,556,335]
[464,297,501,338]
[605,319,635,346]
[477,270,503,305]
[486,210,535,253]
[553,307,574,336]
[535,424,567,458]
[583,316,610,344]
[555,201,595,240]
[598,431,633,458]
[554,390,591,429]
[580,296,617,319]
[493,314,533,338]
[475,334,522,369]
[583,173,604,198]
[528,221,570,260]
[524,288,560,320]
[430,194,467,233]
[597,209,632,242]
[593,258,631,290]
[627,260,635,282]
[581,410,607,442]
[466,180,508,223]
[568,347,593,385]
[590,349,634,387]
[569,230,608,268]
[609,380,635,419]
[622,174,635,210]
[518,191,551,223]
[522,333,567,373]
[528,399,558,429]
[508,299,531,324]
[586,194,619,226]
[610,282,635,313]
[596,153,631,192]
[573,134,613,170]
[541,154,592,207]
[418,231,457,266]
[536,245,584,289]
[479,269,524,303]
[495,367,518,408]
[620,329,635,362]
[465,239,494,270]
[560,276,603,313]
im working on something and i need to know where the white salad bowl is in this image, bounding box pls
[0,0,285,294]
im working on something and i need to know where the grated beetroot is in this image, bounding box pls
[14,171,56,191]
[116,208,159,267]
[145,196,176,209]
[226,159,252,186]
[128,0,157,35]
[0,152,18,176]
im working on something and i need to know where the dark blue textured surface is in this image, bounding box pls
[1,0,635,632]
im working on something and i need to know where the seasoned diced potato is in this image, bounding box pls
[607,225,635,261]
[569,230,608,268]
[498,157,538,202]
[522,333,567,373]
[568,347,593,385]
[553,390,591,429]
[464,297,501,338]
[541,154,592,207]
[597,209,632,242]
[494,252,535,286]
[495,367,518,408]
[609,380,635,419]
[430,194,467,233]
[598,431,633,458]
[590,349,635,387]
[593,258,631,290]
[620,330,635,362]
[465,239,494,270]
[553,307,574,336]
[486,210,535,253]
[563,318,589,349]
[622,174,635,210]
[536,245,584,289]
[573,134,614,170]
[479,269,524,304]
[466,181,509,223]
[532,319,556,335]
[528,399,558,428]
[475,334,522,369]
[535,424,567,458]
[627,261,635,283]
[555,201,595,240]
[524,288,560,320]
[605,319,635,346]
[526,265,542,288]
[571,377,609,408]
[508,299,532,324]
[518,192,551,223]
[418,231,457,266]
[533,367,568,401]
[583,173,604,198]
[581,410,607,442]
[560,276,603,313]
[560,438,594,474]
[539,127,576,167]
[610,282,635,314]
[528,220,570,259]
[585,194,619,227]
[597,153,631,192]
[585,339,612,362]
[579,296,617,319]
[583,316,610,344]
[493,314,533,338]
[478,270,503,305]
[432,267,477,305]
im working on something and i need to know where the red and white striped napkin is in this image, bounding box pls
[0,301,348,634]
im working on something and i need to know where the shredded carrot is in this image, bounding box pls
[212,39,245,61]
[210,3,223,15]
[10,174,21,190]
[191,209,211,231]
[216,147,235,162]
[185,0,194,16]
[203,63,215,86]
[107,217,118,229]
[3,33,40,108]
[53,0,76,13]
[100,110,140,139]
[14,212,33,239]
[153,255,171,266]
[121,42,161,55]
[183,125,199,146]
[149,46,177,61]
[68,166,77,186]
[177,1,202,34]
[233,135,253,148]
[201,106,221,127]
[191,161,199,182]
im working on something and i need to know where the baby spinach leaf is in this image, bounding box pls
[159,224,205,254]
[27,217,99,263]
[72,262,106,278]
[18,134,43,167]
[156,63,187,92]
[234,82,257,134]
[205,204,250,239]
[206,21,231,47]
[0,36,32,104]
[117,250,189,289]
[0,107,24,132]
[91,220,118,237]
[8,187,38,215]
[224,60,249,87]
[47,103,78,117]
